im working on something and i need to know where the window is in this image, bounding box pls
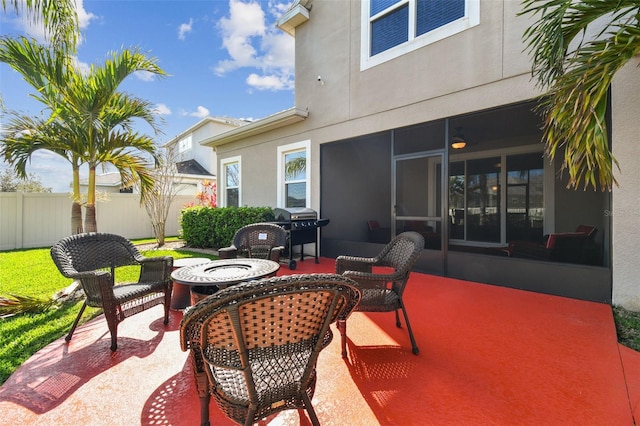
[178,135,192,153]
[361,0,479,69]
[277,141,310,208]
[221,156,240,207]
[449,152,544,245]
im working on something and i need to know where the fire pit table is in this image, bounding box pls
[170,258,280,306]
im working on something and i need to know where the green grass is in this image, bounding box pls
[613,305,640,352]
[0,241,216,385]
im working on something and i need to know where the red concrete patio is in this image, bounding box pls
[1,257,639,425]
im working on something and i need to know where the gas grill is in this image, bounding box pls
[272,207,330,269]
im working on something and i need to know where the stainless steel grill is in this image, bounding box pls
[272,207,329,269]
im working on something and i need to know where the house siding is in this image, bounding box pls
[210,0,637,307]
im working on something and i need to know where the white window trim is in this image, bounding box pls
[360,0,480,71]
[277,140,311,208]
[220,156,241,207]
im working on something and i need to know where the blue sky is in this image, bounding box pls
[1,0,295,192]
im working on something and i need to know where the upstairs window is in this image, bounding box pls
[178,135,192,153]
[362,0,479,69]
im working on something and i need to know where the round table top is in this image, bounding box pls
[173,257,210,269]
[170,258,280,287]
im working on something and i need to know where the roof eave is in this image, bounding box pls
[276,1,311,36]
[201,107,309,148]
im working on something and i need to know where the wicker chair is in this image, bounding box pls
[335,231,424,356]
[180,274,361,426]
[218,222,287,263]
[50,232,173,351]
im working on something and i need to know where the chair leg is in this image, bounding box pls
[302,392,321,426]
[163,289,171,325]
[105,309,119,351]
[399,302,419,355]
[395,309,401,328]
[337,319,347,358]
[65,301,87,342]
[199,395,210,426]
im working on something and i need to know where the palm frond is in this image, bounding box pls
[0,294,59,318]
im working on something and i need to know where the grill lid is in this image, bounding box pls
[273,207,317,221]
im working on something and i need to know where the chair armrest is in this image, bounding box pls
[342,269,405,285]
[335,255,376,274]
[218,246,238,259]
[69,270,116,307]
[269,245,285,262]
[139,255,173,282]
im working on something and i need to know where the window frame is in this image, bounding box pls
[448,145,550,246]
[220,156,241,207]
[360,0,480,70]
[178,134,192,154]
[277,140,311,208]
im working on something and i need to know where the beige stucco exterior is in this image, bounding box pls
[201,0,639,308]
[612,56,640,310]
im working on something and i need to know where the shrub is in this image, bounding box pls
[180,206,275,248]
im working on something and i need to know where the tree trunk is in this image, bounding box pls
[71,201,83,234]
[84,166,97,232]
[84,204,97,233]
[154,222,165,246]
[71,164,83,234]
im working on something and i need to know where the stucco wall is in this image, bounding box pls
[612,56,640,309]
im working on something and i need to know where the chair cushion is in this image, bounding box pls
[113,281,167,303]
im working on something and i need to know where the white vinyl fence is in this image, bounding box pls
[0,192,196,250]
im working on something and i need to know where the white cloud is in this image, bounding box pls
[154,104,172,116]
[215,0,294,92]
[134,70,157,82]
[75,0,96,29]
[185,106,210,118]
[246,73,292,91]
[178,18,193,40]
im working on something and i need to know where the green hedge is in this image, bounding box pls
[180,206,275,248]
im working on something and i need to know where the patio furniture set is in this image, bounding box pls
[49,224,425,426]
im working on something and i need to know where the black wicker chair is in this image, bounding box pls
[335,231,424,356]
[218,222,287,263]
[50,232,173,351]
[180,274,361,426]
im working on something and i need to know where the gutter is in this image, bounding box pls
[201,107,309,148]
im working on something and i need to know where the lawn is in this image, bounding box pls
[0,240,216,385]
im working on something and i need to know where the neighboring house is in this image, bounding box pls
[83,116,247,196]
[164,116,248,195]
[79,172,134,194]
[201,0,640,310]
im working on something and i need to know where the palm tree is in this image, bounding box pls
[0,36,167,233]
[1,0,79,51]
[521,0,640,191]
[1,114,86,233]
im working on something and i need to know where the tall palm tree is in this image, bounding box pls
[521,0,640,191]
[0,36,167,233]
[1,0,78,51]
